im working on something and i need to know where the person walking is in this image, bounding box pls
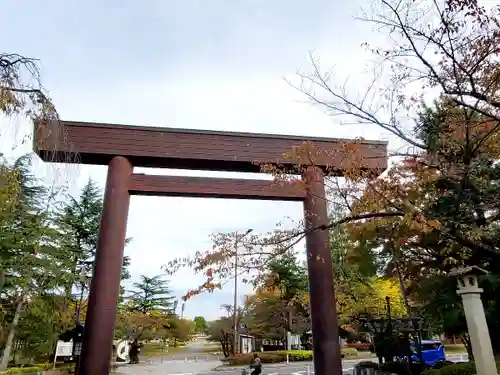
[250,353,262,375]
[128,339,140,364]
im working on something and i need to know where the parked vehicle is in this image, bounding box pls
[411,340,446,366]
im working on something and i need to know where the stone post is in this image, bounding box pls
[450,266,497,375]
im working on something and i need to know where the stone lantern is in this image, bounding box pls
[450,266,497,375]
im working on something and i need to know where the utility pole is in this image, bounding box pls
[233,228,253,356]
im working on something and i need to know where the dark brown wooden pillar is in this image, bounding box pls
[79,156,132,375]
[302,166,342,375]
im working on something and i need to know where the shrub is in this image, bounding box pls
[378,361,426,375]
[222,348,361,366]
[286,350,313,361]
[0,364,52,375]
[432,361,455,370]
[0,363,75,375]
[223,350,311,365]
[431,362,476,375]
[342,348,359,357]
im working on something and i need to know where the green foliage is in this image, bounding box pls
[378,361,429,375]
[127,274,175,314]
[0,160,136,367]
[422,358,500,375]
[431,361,455,370]
[416,276,466,338]
[193,316,208,333]
[243,251,310,341]
[421,362,476,375]
[55,179,131,300]
[0,363,74,375]
[223,348,359,365]
[265,253,308,300]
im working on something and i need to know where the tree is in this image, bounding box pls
[193,316,208,334]
[127,275,175,314]
[288,0,500,256]
[244,288,310,343]
[414,275,472,357]
[55,179,131,323]
[169,318,195,343]
[114,306,171,342]
[0,156,69,369]
[206,316,234,357]
[285,0,500,353]
[165,227,306,299]
[220,304,233,317]
[254,252,310,339]
[265,252,308,301]
[164,5,500,359]
[0,53,57,120]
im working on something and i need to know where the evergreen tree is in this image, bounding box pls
[55,179,131,321]
[127,275,175,314]
[0,155,67,369]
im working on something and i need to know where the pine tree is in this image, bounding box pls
[127,275,175,314]
[0,155,67,369]
[55,179,131,322]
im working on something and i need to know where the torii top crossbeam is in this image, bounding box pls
[34,120,387,173]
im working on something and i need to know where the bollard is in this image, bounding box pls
[185,356,188,362]
[307,364,311,375]
[286,354,289,364]
[206,355,209,361]
[195,356,198,362]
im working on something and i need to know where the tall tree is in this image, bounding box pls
[127,275,175,314]
[0,155,68,369]
[265,252,308,301]
[193,316,208,334]
[55,179,131,322]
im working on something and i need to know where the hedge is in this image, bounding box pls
[421,362,476,375]
[358,357,500,375]
[0,363,80,375]
[223,348,359,366]
[0,367,70,375]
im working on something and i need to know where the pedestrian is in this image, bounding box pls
[249,353,262,375]
[128,339,140,364]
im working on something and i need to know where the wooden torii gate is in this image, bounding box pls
[34,120,387,375]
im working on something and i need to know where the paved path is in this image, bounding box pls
[116,349,469,375]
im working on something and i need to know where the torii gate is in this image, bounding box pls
[34,120,387,375]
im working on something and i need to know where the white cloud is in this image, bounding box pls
[0,0,407,319]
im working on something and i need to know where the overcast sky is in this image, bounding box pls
[0,0,426,320]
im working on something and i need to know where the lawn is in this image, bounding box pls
[444,344,467,353]
[141,342,188,356]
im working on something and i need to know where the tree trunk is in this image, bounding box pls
[0,299,23,370]
[461,333,473,361]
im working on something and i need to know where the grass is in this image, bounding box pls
[0,364,75,375]
[444,344,467,353]
[141,342,188,356]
